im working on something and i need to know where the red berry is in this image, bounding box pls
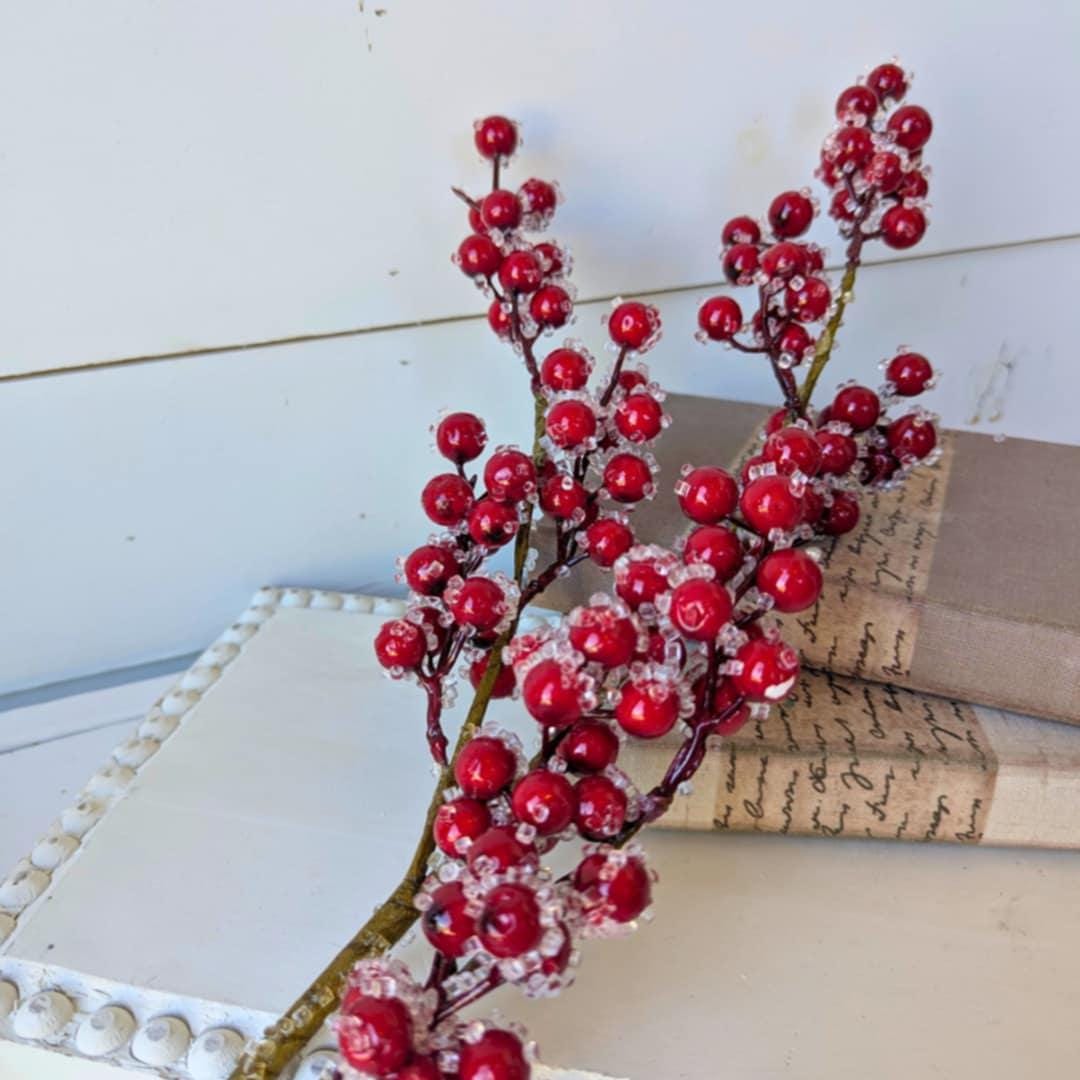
[569,606,638,668]
[512,770,576,835]
[338,994,412,1076]
[518,177,557,220]
[768,191,814,238]
[539,924,573,977]
[480,883,542,958]
[887,414,937,460]
[760,242,806,280]
[574,775,628,839]
[897,169,929,200]
[676,465,738,524]
[617,368,649,393]
[412,605,449,654]
[603,453,653,503]
[584,518,634,567]
[710,678,751,736]
[821,491,861,535]
[421,473,474,526]
[448,577,507,633]
[815,430,858,476]
[541,347,591,390]
[785,277,831,323]
[668,578,733,641]
[740,453,768,486]
[615,393,664,442]
[732,638,800,702]
[454,736,517,799]
[534,240,565,274]
[803,245,825,272]
[546,399,597,449]
[867,63,908,103]
[830,189,859,222]
[615,552,671,609]
[827,125,874,169]
[764,408,789,436]
[396,1057,442,1080]
[697,295,743,340]
[800,485,825,526]
[374,619,427,670]
[683,524,743,582]
[530,284,573,327]
[886,352,933,396]
[498,250,543,294]
[740,475,803,534]
[831,385,881,431]
[474,115,518,159]
[616,678,681,738]
[722,215,761,245]
[574,853,651,922]
[469,652,516,698]
[436,411,487,464]
[756,548,823,613]
[467,825,535,874]
[722,242,759,285]
[404,544,460,596]
[457,234,501,277]
[521,659,584,728]
[888,104,933,152]
[608,301,659,350]
[560,720,619,774]
[459,1029,529,1080]
[487,298,512,338]
[764,426,823,477]
[469,206,486,234]
[422,881,476,958]
[480,189,522,231]
[863,150,904,194]
[835,84,879,120]
[434,797,492,857]
[468,498,519,548]
[539,474,589,520]
[881,205,926,249]
[861,448,901,485]
[484,449,536,502]
[776,321,814,361]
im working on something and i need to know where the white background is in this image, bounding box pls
[2,0,1079,693]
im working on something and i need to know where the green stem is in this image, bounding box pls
[798,258,859,409]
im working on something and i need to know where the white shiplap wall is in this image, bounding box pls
[3,0,1079,692]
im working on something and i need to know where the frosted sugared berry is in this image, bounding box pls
[861,448,901,485]
[835,84,879,120]
[512,769,576,835]
[786,277,831,322]
[881,205,926,249]
[374,619,427,671]
[458,1029,529,1080]
[867,62,907,103]
[422,881,476,958]
[709,678,751,736]
[683,524,742,582]
[338,994,412,1076]
[768,191,814,238]
[603,453,653,503]
[396,1058,442,1080]
[534,240,565,275]
[584,518,634,567]
[469,653,516,698]
[697,296,743,340]
[541,347,591,390]
[616,678,680,739]
[530,284,573,327]
[574,853,651,922]
[615,393,664,443]
[574,775,628,839]
[434,797,492,857]
[448,577,508,633]
[474,115,518,159]
[897,169,929,200]
[765,426,823,477]
[454,736,517,799]
[830,189,858,223]
[403,544,460,596]
[617,368,648,393]
[732,638,800,702]
[677,465,738,524]
[777,321,814,361]
[722,242,759,285]
[740,475,802,534]
[615,552,671,609]
[521,659,584,728]
[457,234,501,277]
[480,189,522,231]
[488,298,512,338]
[480,883,542,958]
[863,150,904,194]
[484,449,536,502]
[422,473,475,526]
[888,104,933,152]
[560,720,619,774]
[756,548,823,613]
[887,414,937,460]
[800,485,825,526]
[468,498,519,548]
[546,399,597,450]
[821,491,861,535]
[831,385,881,431]
[722,215,761,245]
[668,578,733,641]
[760,242,806,280]
[518,177,557,220]
[539,474,589,520]
[467,825,535,874]
[827,125,873,169]
[815,430,858,476]
[569,606,638,668]
[436,412,487,464]
[608,301,659,350]
[498,249,543,294]
[886,352,933,396]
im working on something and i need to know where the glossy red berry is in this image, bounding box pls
[467,825,535,874]
[374,619,427,671]
[800,485,825,526]
[776,321,814,361]
[608,301,659,350]
[756,548,823,613]
[448,577,507,633]
[668,578,733,641]
[764,408,789,436]
[560,720,619,774]
[881,205,926,249]
[569,606,638,667]
[887,414,937,460]
[498,250,543,294]
[539,474,589,520]
[830,188,858,223]
[815,430,858,476]
[768,191,814,238]
[710,678,751,736]
[616,678,681,739]
[468,498,519,548]
[541,347,591,390]
[683,524,742,582]
[338,994,412,1076]
[512,769,576,835]
[484,449,536,502]
[436,411,487,464]
[480,189,522,231]
[764,426,823,476]
[574,853,651,922]
[521,659,584,728]
[897,169,929,200]
[760,242,806,280]
[534,240,565,275]
[886,352,933,396]
[403,544,460,596]
[867,63,907,103]
[530,284,573,327]
[861,448,901,485]
[574,775,628,839]
[835,84,879,120]
[821,491,861,535]
[454,736,517,799]
[732,638,801,702]
[863,150,904,194]
[615,393,664,443]
[888,104,933,152]
[617,368,648,393]
[722,242,759,285]
[487,298,512,338]
[831,385,881,431]
[457,234,501,277]
[676,465,737,524]
[697,295,743,340]
[458,1029,529,1080]
[434,797,492,857]
[396,1057,442,1080]
[583,518,634,567]
[469,653,516,698]
[421,473,474,526]
[468,205,486,234]
[786,277,831,322]
[474,115,518,159]
[546,399,597,449]
[740,475,802,534]
[615,553,670,609]
[827,125,874,169]
[518,177,557,220]
[422,881,476,958]
[480,884,542,958]
[603,453,653,503]
[722,215,761,245]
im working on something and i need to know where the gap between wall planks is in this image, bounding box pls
[2,232,1075,386]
